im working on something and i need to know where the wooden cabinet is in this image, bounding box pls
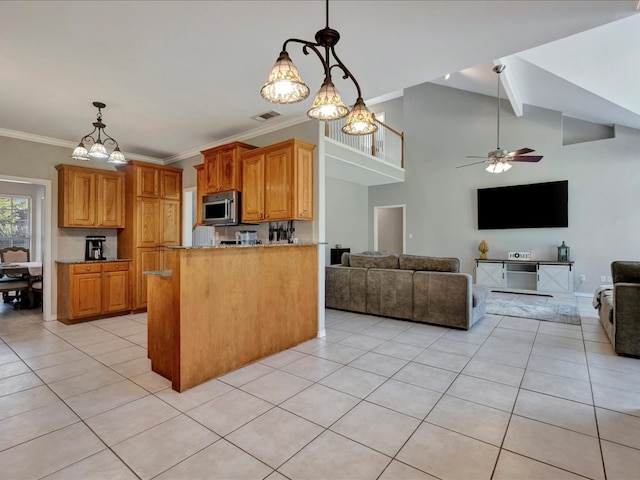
[56,164,125,228]
[57,261,131,324]
[117,161,182,311]
[241,138,315,223]
[194,164,204,225]
[201,142,256,194]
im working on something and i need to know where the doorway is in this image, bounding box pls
[373,205,405,254]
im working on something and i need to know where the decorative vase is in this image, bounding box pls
[478,240,489,260]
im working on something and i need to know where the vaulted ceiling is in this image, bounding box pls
[0,1,638,163]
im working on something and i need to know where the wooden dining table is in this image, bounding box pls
[0,261,43,309]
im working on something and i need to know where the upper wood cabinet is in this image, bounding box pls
[201,142,256,194]
[241,138,315,223]
[56,164,125,228]
[194,164,204,225]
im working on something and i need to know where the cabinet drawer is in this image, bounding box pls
[72,263,102,274]
[103,262,130,272]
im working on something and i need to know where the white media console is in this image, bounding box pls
[475,259,574,293]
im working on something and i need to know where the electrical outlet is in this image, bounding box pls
[579,274,586,282]
[601,275,607,282]
[409,233,413,239]
[607,276,613,283]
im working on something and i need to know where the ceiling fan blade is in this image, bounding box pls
[506,147,535,156]
[456,160,490,168]
[511,155,543,163]
[465,155,489,159]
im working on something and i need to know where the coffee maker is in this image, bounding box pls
[85,236,106,261]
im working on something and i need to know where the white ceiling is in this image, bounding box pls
[0,1,638,163]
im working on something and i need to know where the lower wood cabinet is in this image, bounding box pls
[57,261,131,324]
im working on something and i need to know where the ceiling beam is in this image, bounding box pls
[494,58,523,117]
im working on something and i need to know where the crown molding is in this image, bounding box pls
[163,114,312,164]
[0,128,164,164]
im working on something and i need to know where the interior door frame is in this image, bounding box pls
[0,174,53,321]
[373,204,406,254]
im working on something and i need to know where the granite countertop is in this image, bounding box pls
[143,270,172,277]
[55,258,132,264]
[168,242,325,250]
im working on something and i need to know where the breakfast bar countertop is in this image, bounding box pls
[168,242,325,250]
[55,258,132,264]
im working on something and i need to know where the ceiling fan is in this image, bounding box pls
[458,64,543,173]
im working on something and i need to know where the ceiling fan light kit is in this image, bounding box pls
[70,102,126,164]
[459,64,543,173]
[260,0,377,136]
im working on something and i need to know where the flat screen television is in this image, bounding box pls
[477,180,568,230]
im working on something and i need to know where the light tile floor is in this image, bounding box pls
[0,293,639,479]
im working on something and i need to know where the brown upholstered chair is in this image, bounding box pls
[0,247,30,303]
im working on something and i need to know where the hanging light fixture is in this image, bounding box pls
[260,0,377,135]
[485,160,512,174]
[70,102,126,164]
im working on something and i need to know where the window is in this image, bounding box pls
[0,195,31,249]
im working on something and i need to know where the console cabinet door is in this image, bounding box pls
[476,262,504,287]
[537,264,572,293]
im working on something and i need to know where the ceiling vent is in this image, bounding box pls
[252,110,282,122]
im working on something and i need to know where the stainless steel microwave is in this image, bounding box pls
[202,191,240,226]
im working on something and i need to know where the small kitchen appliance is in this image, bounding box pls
[85,235,106,260]
[235,230,258,245]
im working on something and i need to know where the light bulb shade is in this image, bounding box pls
[307,79,349,120]
[107,147,126,164]
[70,142,90,161]
[88,141,109,160]
[260,51,310,104]
[485,161,512,173]
[341,98,378,135]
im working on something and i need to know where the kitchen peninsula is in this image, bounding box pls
[146,243,318,392]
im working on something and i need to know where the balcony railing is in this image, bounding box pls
[325,117,404,169]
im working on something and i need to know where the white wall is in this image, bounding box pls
[366,82,640,295]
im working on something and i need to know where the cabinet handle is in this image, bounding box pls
[86,267,90,271]
[299,212,304,217]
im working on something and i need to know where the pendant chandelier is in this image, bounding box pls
[260,0,377,135]
[70,102,126,164]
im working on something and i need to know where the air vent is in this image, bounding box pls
[252,110,282,122]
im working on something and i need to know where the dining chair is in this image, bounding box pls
[0,246,31,303]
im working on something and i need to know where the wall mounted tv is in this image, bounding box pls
[477,180,568,230]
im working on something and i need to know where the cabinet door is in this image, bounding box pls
[97,173,125,228]
[218,148,239,192]
[71,273,102,318]
[159,200,181,246]
[160,170,181,200]
[537,264,572,293]
[137,166,159,197]
[67,169,96,226]
[195,164,204,226]
[241,153,265,222]
[135,248,160,310]
[293,143,313,220]
[137,198,159,247]
[205,153,221,193]
[264,146,293,221]
[103,269,130,313]
[476,262,504,287]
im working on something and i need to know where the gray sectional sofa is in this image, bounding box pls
[596,261,640,358]
[326,252,489,330]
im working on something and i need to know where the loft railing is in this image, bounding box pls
[325,117,404,169]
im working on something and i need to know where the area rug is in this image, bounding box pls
[485,298,581,325]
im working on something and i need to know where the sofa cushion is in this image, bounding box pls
[348,253,399,269]
[399,254,460,273]
[341,251,388,266]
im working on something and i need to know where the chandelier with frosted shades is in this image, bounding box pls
[260,0,377,135]
[70,102,126,164]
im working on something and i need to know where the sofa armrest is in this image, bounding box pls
[614,283,640,357]
[325,265,368,313]
[413,271,473,329]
